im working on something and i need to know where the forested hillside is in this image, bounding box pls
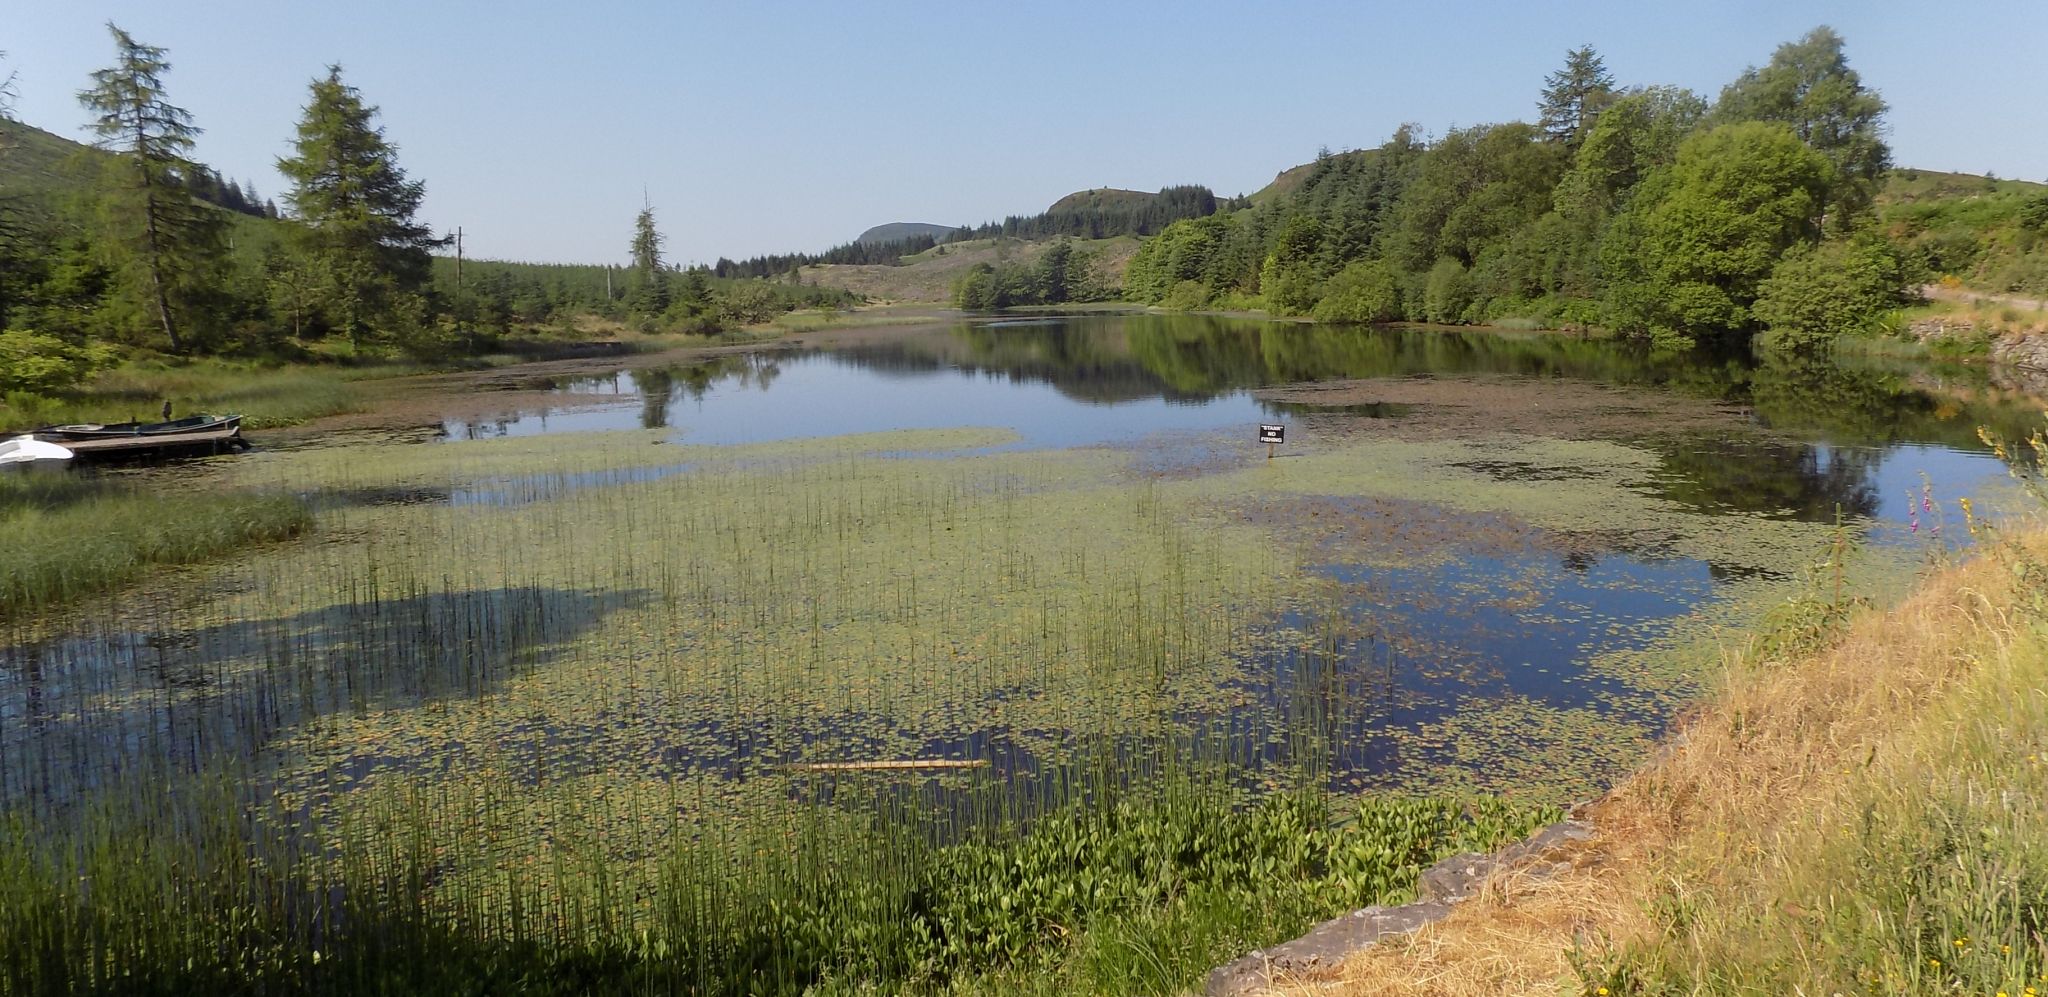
[1879,169,2048,294]
[0,29,852,400]
[1122,30,2048,352]
[8,22,2044,397]
[715,184,1224,283]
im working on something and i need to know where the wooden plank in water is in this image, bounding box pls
[783,759,989,772]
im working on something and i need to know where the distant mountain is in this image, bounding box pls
[855,222,958,245]
[853,189,1210,250]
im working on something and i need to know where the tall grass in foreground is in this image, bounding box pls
[0,762,1554,995]
[1284,518,2048,995]
[0,471,310,616]
[1570,527,2048,996]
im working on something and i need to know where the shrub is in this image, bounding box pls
[0,329,117,394]
[1258,258,1320,316]
[1160,280,1211,311]
[1421,259,1473,324]
[1753,240,1911,355]
[715,282,783,325]
[1310,260,1402,324]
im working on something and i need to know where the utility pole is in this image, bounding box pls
[453,226,474,353]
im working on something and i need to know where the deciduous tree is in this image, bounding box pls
[1604,122,1833,346]
[1717,26,1889,227]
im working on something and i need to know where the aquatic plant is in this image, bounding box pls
[0,472,310,616]
[0,402,1887,993]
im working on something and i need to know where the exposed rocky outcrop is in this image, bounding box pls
[1906,317,1989,343]
[1989,333,2048,372]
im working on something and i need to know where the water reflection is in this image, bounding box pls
[437,315,2026,540]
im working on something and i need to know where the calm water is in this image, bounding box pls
[445,313,2014,533]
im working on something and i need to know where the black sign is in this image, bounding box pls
[1258,424,1285,443]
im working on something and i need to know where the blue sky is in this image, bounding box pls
[6,1,2043,267]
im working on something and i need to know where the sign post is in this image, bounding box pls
[1259,423,1285,460]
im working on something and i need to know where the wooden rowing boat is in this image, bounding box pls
[33,414,248,455]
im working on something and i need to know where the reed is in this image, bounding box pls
[0,471,310,617]
[0,418,1839,994]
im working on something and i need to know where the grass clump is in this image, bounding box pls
[0,471,311,616]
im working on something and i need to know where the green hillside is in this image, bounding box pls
[854,221,956,245]
[1878,168,2048,293]
[1124,29,2007,351]
[0,117,96,211]
[1249,150,1377,206]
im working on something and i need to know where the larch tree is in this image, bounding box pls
[276,65,441,348]
[1,50,20,234]
[1538,45,1617,148]
[76,24,227,354]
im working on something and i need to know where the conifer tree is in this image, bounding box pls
[1539,45,1617,147]
[276,65,442,346]
[77,24,226,353]
[630,203,664,276]
[628,202,669,315]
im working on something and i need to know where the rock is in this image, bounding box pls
[1990,333,2048,371]
[1205,902,1454,997]
[1419,820,1595,902]
[1908,317,1985,343]
[1204,819,1599,996]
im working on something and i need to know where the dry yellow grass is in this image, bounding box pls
[1278,531,2041,996]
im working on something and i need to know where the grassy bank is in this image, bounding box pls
[1288,520,2048,994]
[0,471,311,617]
[0,359,399,433]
